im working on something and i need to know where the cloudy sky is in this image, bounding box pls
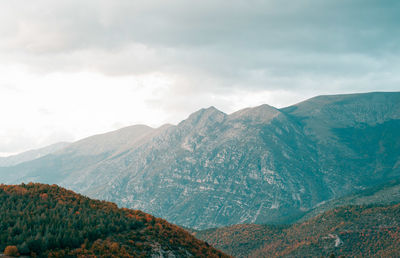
[1,0,399,156]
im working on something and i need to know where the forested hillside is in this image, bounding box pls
[0,183,228,257]
[195,203,400,257]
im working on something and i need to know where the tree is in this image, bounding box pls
[18,242,30,255]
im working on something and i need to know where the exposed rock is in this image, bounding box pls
[0,92,399,229]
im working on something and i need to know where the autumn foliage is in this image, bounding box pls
[196,204,400,257]
[4,245,19,256]
[0,183,229,257]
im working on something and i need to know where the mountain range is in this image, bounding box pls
[1,91,399,229]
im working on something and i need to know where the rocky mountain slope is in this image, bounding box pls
[0,142,69,167]
[298,178,400,222]
[0,183,228,257]
[194,202,400,257]
[0,92,399,229]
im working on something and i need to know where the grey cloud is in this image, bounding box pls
[1,0,400,93]
[1,0,400,155]
[4,0,399,53]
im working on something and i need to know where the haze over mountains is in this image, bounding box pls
[1,92,399,230]
[0,142,70,167]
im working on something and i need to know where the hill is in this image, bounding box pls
[0,183,228,257]
[1,92,399,229]
[194,202,400,257]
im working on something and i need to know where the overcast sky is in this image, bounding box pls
[1,0,399,156]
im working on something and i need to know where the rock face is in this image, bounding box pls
[1,92,399,229]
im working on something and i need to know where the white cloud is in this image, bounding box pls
[0,0,399,155]
[0,65,176,154]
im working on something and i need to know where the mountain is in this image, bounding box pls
[0,91,399,229]
[0,142,70,167]
[194,202,400,257]
[0,183,228,257]
[298,178,400,222]
[0,125,161,188]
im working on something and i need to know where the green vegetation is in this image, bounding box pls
[196,203,400,257]
[299,179,400,222]
[193,224,285,258]
[0,183,228,257]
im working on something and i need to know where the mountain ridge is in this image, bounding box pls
[0,142,70,167]
[0,91,399,229]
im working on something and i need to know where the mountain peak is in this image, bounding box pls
[180,106,226,128]
[205,105,218,111]
[200,106,224,117]
[228,104,281,123]
[2,91,399,231]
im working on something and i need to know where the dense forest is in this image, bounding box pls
[0,183,229,257]
[195,203,400,257]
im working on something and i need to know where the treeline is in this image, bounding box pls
[0,183,228,257]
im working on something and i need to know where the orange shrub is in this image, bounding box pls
[4,245,19,256]
[40,193,49,200]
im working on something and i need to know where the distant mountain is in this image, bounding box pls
[298,178,400,222]
[0,183,228,257]
[194,202,400,257]
[0,125,162,187]
[0,92,399,229]
[0,142,70,167]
